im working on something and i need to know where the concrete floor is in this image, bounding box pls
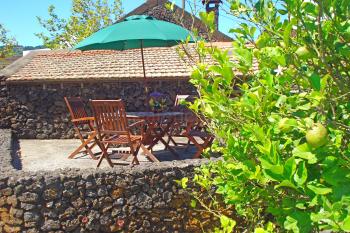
[18,137,198,171]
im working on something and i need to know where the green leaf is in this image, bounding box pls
[296,103,311,111]
[233,46,253,70]
[284,216,299,233]
[220,215,236,232]
[295,46,314,60]
[190,199,197,208]
[264,72,274,88]
[310,211,332,222]
[164,2,175,11]
[278,8,288,15]
[260,47,286,66]
[264,166,285,181]
[283,21,294,47]
[292,144,317,164]
[308,72,321,91]
[301,2,318,15]
[275,180,298,190]
[342,216,350,231]
[204,104,214,115]
[323,166,350,186]
[181,177,188,189]
[254,228,266,233]
[295,202,306,210]
[307,181,332,195]
[284,157,297,179]
[290,211,312,233]
[199,11,216,32]
[294,161,308,185]
[256,32,270,48]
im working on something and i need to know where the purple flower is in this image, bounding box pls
[149,91,163,98]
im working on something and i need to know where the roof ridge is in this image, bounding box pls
[0,51,39,78]
[121,0,232,42]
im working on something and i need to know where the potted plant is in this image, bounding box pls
[148,91,168,113]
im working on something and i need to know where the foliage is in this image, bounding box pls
[36,0,123,49]
[186,0,350,232]
[0,23,17,59]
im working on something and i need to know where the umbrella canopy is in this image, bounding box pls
[75,15,195,51]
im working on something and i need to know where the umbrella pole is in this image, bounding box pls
[140,40,148,93]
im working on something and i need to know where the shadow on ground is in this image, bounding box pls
[18,138,203,171]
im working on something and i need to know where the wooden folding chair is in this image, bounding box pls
[90,99,153,167]
[64,97,99,160]
[167,95,197,147]
[184,119,214,158]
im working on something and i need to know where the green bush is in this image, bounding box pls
[186,0,350,232]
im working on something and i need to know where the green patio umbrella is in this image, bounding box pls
[75,15,195,90]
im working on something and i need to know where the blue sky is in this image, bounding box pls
[0,0,235,46]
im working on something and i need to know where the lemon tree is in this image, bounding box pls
[186,0,350,232]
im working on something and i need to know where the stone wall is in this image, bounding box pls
[0,80,196,139]
[0,129,220,233]
[0,129,16,174]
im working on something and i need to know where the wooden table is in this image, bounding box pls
[127,112,185,159]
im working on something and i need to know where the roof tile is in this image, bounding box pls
[5,42,258,83]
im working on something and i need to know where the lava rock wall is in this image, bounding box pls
[0,81,195,139]
[0,129,220,233]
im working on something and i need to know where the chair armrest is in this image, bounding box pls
[128,120,145,137]
[71,117,95,123]
[129,120,145,128]
[100,130,128,135]
[126,115,140,120]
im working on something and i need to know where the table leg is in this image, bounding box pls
[150,119,180,158]
[158,137,180,158]
[141,144,159,162]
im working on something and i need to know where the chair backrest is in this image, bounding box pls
[90,100,128,134]
[173,95,196,112]
[64,97,90,124]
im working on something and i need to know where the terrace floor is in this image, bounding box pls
[18,137,199,172]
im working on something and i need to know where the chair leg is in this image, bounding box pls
[130,143,140,166]
[84,143,98,160]
[96,141,113,168]
[83,134,105,159]
[87,133,104,151]
[187,135,213,159]
[68,129,86,158]
[193,147,204,158]
[86,140,97,151]
[69,132,98,160]
[188,135,202,158]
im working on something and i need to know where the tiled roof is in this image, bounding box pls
[2,42,258,84]
[4,46,193,83]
